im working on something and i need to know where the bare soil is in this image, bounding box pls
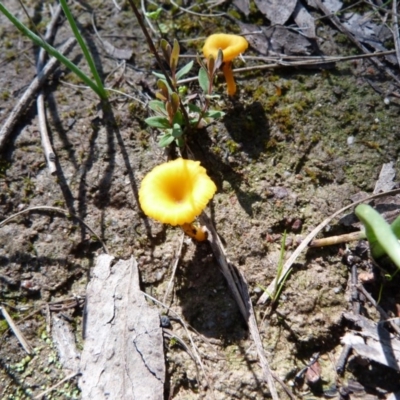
[1,0,400,399]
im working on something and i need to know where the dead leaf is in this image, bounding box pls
[238,22,316,55]
[254,0,297,25]
[293,1,316,38]
[79,255,165,400]
[232,0,250,16]
[373,162,396,194]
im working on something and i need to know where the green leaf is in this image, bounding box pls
[205,109,225,119]
[188,103,202,113]
[153,71,168,80]
[145,116,170,129]
[148,100,167,115]
[145,8,162,20]
[198,67,209,94]
[176,60,194,80]
[172,110,184,126]
[171,123,183,138]
[355,204,400,268]
[158,133,175,147]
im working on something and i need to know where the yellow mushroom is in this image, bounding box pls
[138,158,217,241]
[203,33,249,96]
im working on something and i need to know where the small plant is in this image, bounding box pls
[355,204,400,269]
[258,231,291,303]
[145,39,225,147]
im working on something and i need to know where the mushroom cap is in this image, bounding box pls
[139,158,217,226]
[203,33,248,62]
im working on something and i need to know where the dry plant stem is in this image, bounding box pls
[357,284,400,336]
[392,0,400,67]
[0,306,33,354]
[33,371,79,399]
[314,0,400,86]
[163,233,185,305]
[257,188,400,304]
[36,5,59,174]
[0,37,76,150]
[309,231,365,247]
[37,95,57,174]
[200,212,279,400]
[0,205,109,254]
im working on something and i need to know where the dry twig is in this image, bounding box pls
[36,4,63,174]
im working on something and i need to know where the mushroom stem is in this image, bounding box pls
[181,223,208,241]
[222,62,236,96]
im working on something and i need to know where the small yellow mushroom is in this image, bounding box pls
[138,158,216,241]
[203,33,249,96]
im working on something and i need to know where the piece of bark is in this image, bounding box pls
[79,255,165,400]
[52,314,80,372]
[254,0,297,25]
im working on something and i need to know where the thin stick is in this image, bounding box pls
[309,231,365,247]
[257,188,400,304]
[36,4,62,174]
[0,205,109,254]
[163,233,185,305]
[0,306,33,354]
[33,371,79,399]
[0,37,76,150]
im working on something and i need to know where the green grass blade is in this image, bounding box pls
[59,0,107,99]
[0,2,105,99]
[355,204,400,268]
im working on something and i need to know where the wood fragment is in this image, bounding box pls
[0,37,76,150]
[52,314,80,372]
[0,306,32,354]
[79,255,165,400]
